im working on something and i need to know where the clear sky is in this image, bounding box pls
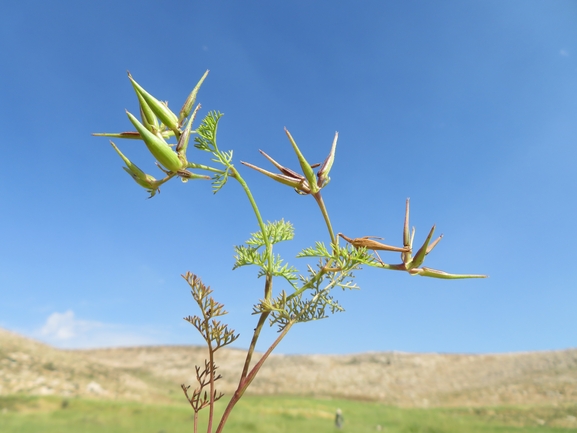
[1,1,576,355]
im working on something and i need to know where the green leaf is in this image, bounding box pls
[257,254,298,287]
[296,242,331,258]
[233,245,266,270]
[194,111,223,153]
[246,220,294,248]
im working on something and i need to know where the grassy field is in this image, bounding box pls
[1,395,576,433]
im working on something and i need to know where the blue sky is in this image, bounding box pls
[1,1,576,355]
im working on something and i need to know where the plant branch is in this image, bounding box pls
[229,166,273,266]
[215,320,295,433]
[207,343,215,433]
[240,274,273,381]
[186,162,226,174]
[312,192,336,245]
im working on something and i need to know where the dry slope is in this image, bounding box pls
[1,328,576,407]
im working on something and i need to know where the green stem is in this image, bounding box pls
[229,166,271,258]
[186,162,226,174]
[312,192,336,245]
[215,271,339,433]
[214,320,295,433]
[210,165,278,433]
[239,275,273,381]
[284,262,346,303]
[285,266,328,302]
[228,165,276,385]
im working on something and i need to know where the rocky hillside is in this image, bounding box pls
[1,328,576,407]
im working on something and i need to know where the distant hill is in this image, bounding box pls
[1,327,576,407]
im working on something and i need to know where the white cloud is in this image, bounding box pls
[40,310,101,340]
[36,310,166,349]
[560,49,569,57]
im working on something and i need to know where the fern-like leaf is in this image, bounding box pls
[194,111,223,152]
[297,241,331,258]
[233,245,267,270]
[246,220,294,247]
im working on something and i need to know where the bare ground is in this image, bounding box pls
[1,327,576,407]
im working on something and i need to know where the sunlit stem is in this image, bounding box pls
[228,167,275,395]
[186,162,226,174]
[240,274,272,381]
[229,166,271,260]
[215,320,295,433]
[285,266,328,302]
[312,192,336,246]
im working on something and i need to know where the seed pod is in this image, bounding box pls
[178,70,209,127]
[126,111,184,172]
[338,233,409,253]
[408,225,436,270]
[128,73,179,132]
[284,128,319,194]
[317,132,338,188]
[110,141,161,197]
[92,131,175,140]
[134,89,159,133]
[176,104,201,159]
[412,267,487,279]
[241,160,311,194]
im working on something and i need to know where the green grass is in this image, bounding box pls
[1,395,576,433]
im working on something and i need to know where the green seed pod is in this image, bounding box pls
[408,225,436,270]
[110,141,161,197]
[126,111,184,172]
[178,70,209,127]
[316,132,338,189]
[122,167,161,197]
[128,73,179,133]
[284,128,319,194]
[413,267,487,279]
[176,105,199,159]
[133,88,159,133]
